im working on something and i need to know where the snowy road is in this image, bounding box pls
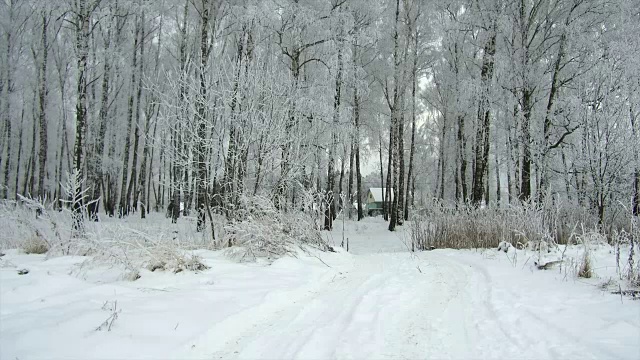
[190,250,639,360]
[203,252,494,359]
[2,219,639,359]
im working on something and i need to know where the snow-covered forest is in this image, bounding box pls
[1,0,640,358]
[1,0,638,227]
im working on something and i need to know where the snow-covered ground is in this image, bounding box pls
[1,217,639,359]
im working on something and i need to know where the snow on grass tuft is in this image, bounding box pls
[21,235,49,254]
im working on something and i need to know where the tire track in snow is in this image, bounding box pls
[184,245,636,360]
[443,254,527,353]
[204,252,499,360]
[208,257,389,359]
[444,252,635,360]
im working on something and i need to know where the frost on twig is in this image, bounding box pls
[96,300,121,332]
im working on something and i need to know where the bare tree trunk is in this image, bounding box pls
[388,0,401,231]
[325,45,343,231]
[72,0,92,231]
[55,54,69,208]
[405,31,417,220]
[389,120,399,231]
[471,26,496,205]
[631,102,639,216]
[2,1,16,199]
[169,0,189,223]
[347,139,354,219]
[29,91,37,196]
[253,133,265,197]
[128,13,145,213]
[87,14,112,219]
[141,15,164,218]
[36,12,50,200]
[23,156,31,198]
[539,33,566,199]
[520,89,533,201]
[385,127,393,220]
[354,86,363,221]
[119,14,141,217]
[14,108,24,200]
[457,114,468,201]
[378,132,385,217]
[139,100,158,218]
[495,146,501,206]
[104,14,120,219]
[397,111,405,225]
[438,118,446,200]
[338,144,346,214]
[561,150,572,202]
[223,29,245,218]
[195,0,212,232]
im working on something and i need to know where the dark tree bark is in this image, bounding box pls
[140,12,163,219]
[29,90,37,196]
[36,12,50,200]
[385,127,393,221]
[338,144,346,214]
[195,0,213,232]
[495,148,501,205]
[170,0,190,223]
[632,102,639,216]
[87,13,112,219]
[2,0,17,199]
[72,0,92,231]
[437,117,446,200]
[397,111,405,225]
[347,140,354,219]
[405,34,417,220]
[520,89,533,201]
[14,108,24,200]
[379,132,385,218]
[389,120,399,231]
[354,108,363,221]
[138,99,157,219]
[119,14,141,217]
[471,26,496,205]
[388,0,401,231]
[128,13,145,213]
[325,45,343,231]
[222,28,246,218]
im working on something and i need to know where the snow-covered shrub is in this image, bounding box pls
[577,250,593,278]
[410,216,430,251]
[223,194,327,261]
[411,200,552,250]
[0,198,69,254]
[497,241,513,253]
[145,248,207,274]
[410,198,607,251]
[79,223,209,277]
[0,171,104,255]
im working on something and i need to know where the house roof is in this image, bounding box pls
[368,188,393,202]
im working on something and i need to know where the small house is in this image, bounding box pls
[366,188,393,216]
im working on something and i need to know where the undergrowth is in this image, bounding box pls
[0,187,329,278]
